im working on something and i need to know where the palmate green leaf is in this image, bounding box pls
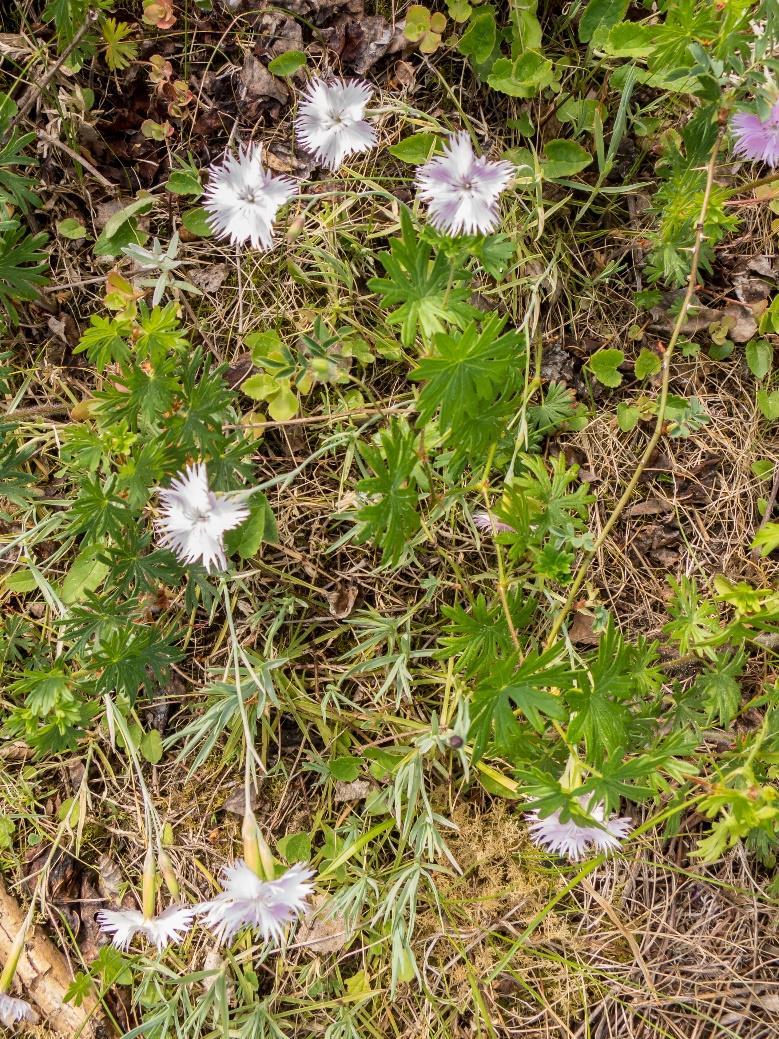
[469,647,574,762]
[567,688,629,760]
[752,522,779,558]
[0,425,37,510]
[435,592,535,678]
[497,453,592,546]
[354,419,422,567]
[693,651,745,726]
[367,208,478,346]
[88,624,181,699]
[100,17,138,71]
[94,353,180,431]
[579,731,698,812]
[97,533,181,599]
[75,315,132,369]
[6,663,97,755]
[0,132,42,213]
[0,222,48,324]
[411,315,526,433]
[68,475,135,543]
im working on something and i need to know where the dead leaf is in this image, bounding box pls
[391,60,416,90]
[334,778,375,802]
[298,894,352,956]
[47,311,79,345]
[240,53,288,105]
[222,785,261,816]
[650,295,720,335]
[747,255,776,278]
[721,303,757,344]
[189,264,228,294]
[568,611,600,646]
[625,497,673,518]
[326,581,358,619]
[225,352,253,390]
[96,854,123,900]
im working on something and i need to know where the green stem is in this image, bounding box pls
[544,139,723,651]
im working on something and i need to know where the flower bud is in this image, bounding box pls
[158,847,180,900]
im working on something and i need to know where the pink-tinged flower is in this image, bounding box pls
[0,994,36,1028]
[97,905,195,951]
[203,146,296,250]
[731,102,779,167]
[156,463,251,573]
[295,78,376,171]
[196,861,315,946]
[415,132,514,236]
[473,510,515,534]
[527,798,632,862]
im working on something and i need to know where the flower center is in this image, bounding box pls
[238,186,260,205]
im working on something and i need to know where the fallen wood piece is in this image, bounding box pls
[0,877,111,1038]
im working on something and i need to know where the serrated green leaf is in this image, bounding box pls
[757,388,779,421]
[267,384,298,421]
[224,493,278,559]
[166,168,203,197]
[245,330,284,364]
[752,522,779,557]
[605,21,654,57]
[457,8,496,63]
[616,401,640,431]
[487,52,557,98]
[579,0,628,43]
[329,756,362,782]
[588,347,624,387]
[277,831,311,862]
[634,347,661,379]
[102,194,153,241]
[60,544,109,604]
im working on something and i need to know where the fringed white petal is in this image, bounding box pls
[196,860,315,946]
[527,798,632,862]
[155,463,252,573]
[97,905,195,951]
[416,132,514,236]
[295,78,376,171]
[203,145,296,250]
[0,994,37,1028]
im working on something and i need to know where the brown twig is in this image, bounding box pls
[2,14,97,142]
[36,129,116,190]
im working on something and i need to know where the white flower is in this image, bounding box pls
[203,146,296,250]
[415,131,514,236]
[473,510,514,534]
[0,994,36,1028]
[295,78,376,171]
[527,797,632,862]
[97,905,195,951]
[196,860,315,946]
[156,463,251,573]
